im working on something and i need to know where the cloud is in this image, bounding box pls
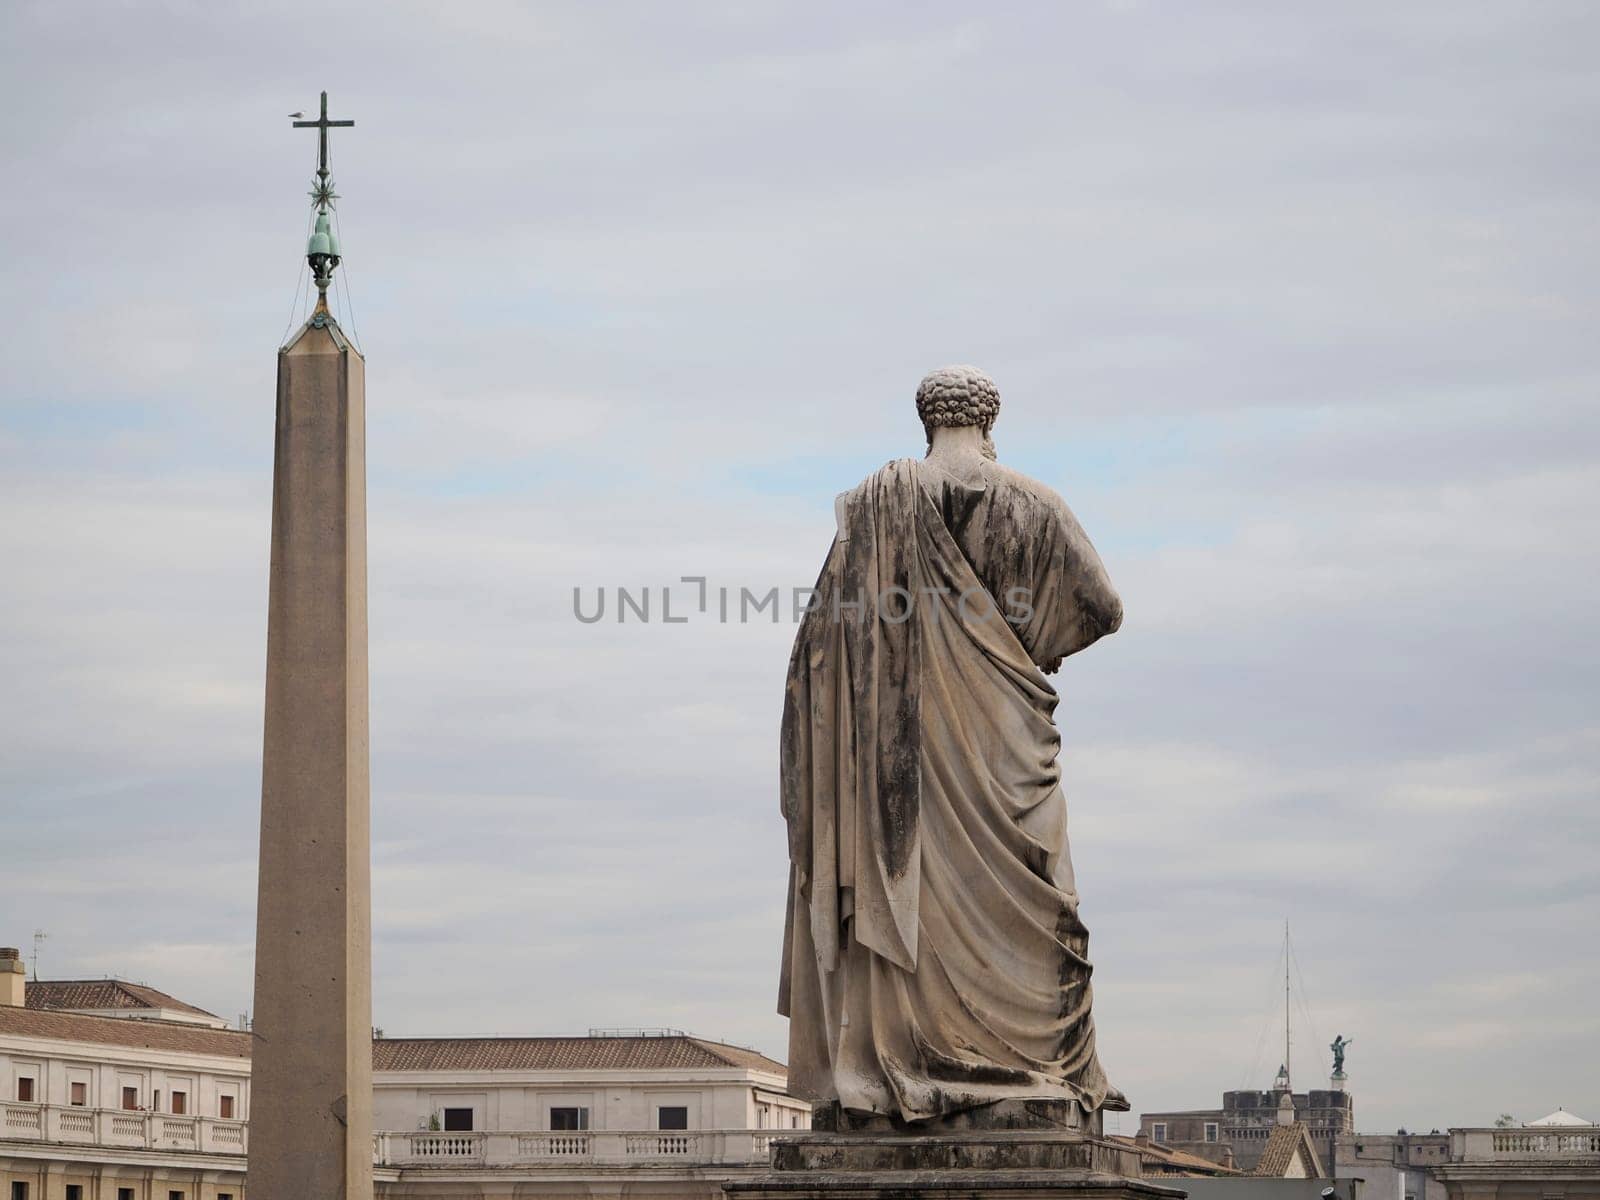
[2,0,1597,1133]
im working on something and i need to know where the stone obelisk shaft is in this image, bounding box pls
[252,318,372,1200]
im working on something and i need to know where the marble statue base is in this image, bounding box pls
[726,1112,1184,1200]
[811,1098,1092,1136]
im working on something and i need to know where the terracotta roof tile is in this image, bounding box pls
[0,1006,250,1059]
[372,1035,786,1075]
[1253,1122,1325,1177]
[1112,1136,1240,1177]
[26,980,221,1021]
[1,1008,787,1079]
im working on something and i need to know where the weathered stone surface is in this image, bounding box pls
[773,1131,1140,1176]
[728,1167,1183,1200]
[250,317,373,1200]
[779,369,1127,1126]
[813,1099,1088,1136]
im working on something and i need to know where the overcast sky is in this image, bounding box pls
[2,1,1597,1135]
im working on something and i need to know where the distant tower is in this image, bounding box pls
[249,90,373,1200]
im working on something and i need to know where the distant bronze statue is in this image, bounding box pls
[1331,1034,1352,1074]
[778,366,1125,1125]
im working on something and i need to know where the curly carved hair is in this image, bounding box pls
[916,365,1000,458]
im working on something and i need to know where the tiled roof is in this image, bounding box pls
[1254,1122,1324,1177]
[372,1035,787,1075]
[0,1006,250,1059]
[2,1007,787,1079]
[26,979,222,1021]
[1113,1137,1239,1177]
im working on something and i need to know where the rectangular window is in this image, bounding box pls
[1205,1122,1219,1143]
[169,1191,184,1200]
[123,1086,139,1110]
[443,1107,473,1131]
[550,1106,589,1131]
[16,1077,34,1102]
[791,1113,800,1128]
[118,1190,135,1200]
[219,1095,235,1119]
[13,1185,28,1200]
[1152,1122,1167,1143]
[170,1091,187,1115]
[658,1105,689,1130]
[66,1188,82,1200]
[71,1081,88,1106]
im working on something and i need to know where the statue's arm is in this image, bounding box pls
[1052,494,1123,658]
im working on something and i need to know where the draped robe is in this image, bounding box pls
[778,456,1123,1122]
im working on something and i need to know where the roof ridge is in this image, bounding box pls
[687,1037,740,1067]
[12,1007,243,1034]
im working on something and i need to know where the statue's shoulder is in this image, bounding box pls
[980,460,1073,517]
[833,459,920,538]
[837,458,920,504]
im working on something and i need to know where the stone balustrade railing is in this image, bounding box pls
[1452,1128,1600,1160]
[0,1102,247,1155]
[0,1106,782,1170]
[372,1128,782,1168]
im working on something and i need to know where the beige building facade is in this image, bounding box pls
[1432,1118,1600,1200]
[0,980,251,1200]
[2,964,806,1200]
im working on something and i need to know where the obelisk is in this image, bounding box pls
[251,91,372,1200]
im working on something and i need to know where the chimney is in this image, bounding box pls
[0,948,24,1007]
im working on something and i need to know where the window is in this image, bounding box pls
[218,1193,233,1200]
[16,1077,34,1102]
[658,1105,689,1130]
[1152,1122,1167,1143]
[70,1081,88,1106]
[443,1107,473,1132]
[550,1107,589,1131]
[13,1184,29,1200]
[67,1188,82,1200]
[791,1113,800,1129]
[118,1190,134,1200]
[122,1086,139,1110]
[170,1091,187,1115]
[1205,1122,1219,1143]
[169,1190,184,1200]
[219,1095,235,1119]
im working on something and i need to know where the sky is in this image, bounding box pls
[1,0,1597,1136]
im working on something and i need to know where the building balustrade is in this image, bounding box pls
[1451,1128,1600,1161]
[1,1103,787,1169]
[0,1102,248,1155]
[372,1128,782,1168]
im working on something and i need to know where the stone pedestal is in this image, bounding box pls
[726,1123,1184,1200]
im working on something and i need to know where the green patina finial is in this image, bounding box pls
[292,90,355,317]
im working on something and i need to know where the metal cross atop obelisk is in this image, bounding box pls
[293,91,355,314]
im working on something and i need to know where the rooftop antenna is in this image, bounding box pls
[31,929,46,981]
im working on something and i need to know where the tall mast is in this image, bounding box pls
[1283,919,1291,1089]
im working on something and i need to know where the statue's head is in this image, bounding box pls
[916,365,1000,457]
